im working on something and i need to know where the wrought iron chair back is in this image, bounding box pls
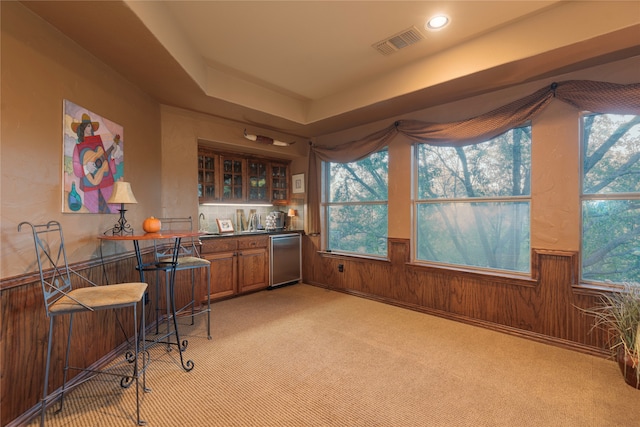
[153,216,201,260]
[20,221,92,316]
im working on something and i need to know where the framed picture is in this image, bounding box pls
[292,173,305,193]
[216,218,234,233]
[62,100,125,213]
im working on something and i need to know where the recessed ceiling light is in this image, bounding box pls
[426,15,449,30]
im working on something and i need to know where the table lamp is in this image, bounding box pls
[288,208,296,230]
[107,181,138,235]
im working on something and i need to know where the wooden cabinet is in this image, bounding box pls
[201,235,269,300]
[247,159,269,203]
[270,162,289,205]
[198,149,218,203]
[221,155,245,202]
[237,236,269,293]
[237,247,268,293]
[203,251,236,299]
[197,146,290,204]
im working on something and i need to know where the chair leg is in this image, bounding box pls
[133,303,147,426]
[190,269,195,326]
[206,266,211,340]
[40,317,55,427]
[154,270,160,335]
[141,300,149,394]
[168,276,194,371]
[55,313,74,414]
[164,270,172,349]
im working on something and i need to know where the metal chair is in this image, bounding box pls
[18,221,148,426]
[151,217,211,340]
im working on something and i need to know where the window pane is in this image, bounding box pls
[416,202,530,272]
[327,204,388,256]
[329,150,388,202]
[582,114,640,195]
[414,127,531,273]
[581,113,640,286]
[326,150,388,257]
[417,127,531,199]
[582,200,640,284]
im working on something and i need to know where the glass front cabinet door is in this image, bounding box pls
[247,159,270,203]
[198,145,290,205]
[222,156,245,202]
[198,149,218,203]
[270,162,289,205]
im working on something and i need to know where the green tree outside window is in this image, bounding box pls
[581,114,640,285]
[325,150,388,256]
[415,126,531,273]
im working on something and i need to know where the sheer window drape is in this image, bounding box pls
[308,80,640,235]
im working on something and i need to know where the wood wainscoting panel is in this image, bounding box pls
[534,250,577,340]
[301,234,328,288]
[388,238,421,305]
[1,278,45,426]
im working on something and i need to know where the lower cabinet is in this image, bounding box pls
[202,235,269,301]
[237,247,269,293]
[204,250,236,300]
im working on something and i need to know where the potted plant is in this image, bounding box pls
[584,283,640,389]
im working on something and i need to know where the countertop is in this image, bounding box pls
[199,229,303,239]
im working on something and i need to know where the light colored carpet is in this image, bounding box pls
[30,284,639,426]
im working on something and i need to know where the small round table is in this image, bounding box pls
[99,231,205,371]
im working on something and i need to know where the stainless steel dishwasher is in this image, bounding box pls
[269,233,301,288]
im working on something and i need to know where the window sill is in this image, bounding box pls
[406,261,537,288]
[318,250,390,263]
[572,281,631,296]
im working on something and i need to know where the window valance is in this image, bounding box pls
[307,80,640,234]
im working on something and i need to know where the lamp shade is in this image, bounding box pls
[288,208,296,217]
[107,181,138,204]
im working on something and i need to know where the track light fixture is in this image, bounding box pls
[244,129,295,147]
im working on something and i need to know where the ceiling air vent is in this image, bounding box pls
[373,26,424,56]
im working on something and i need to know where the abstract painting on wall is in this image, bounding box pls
[62,100,124,213]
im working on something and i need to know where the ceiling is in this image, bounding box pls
[22,1,640,139]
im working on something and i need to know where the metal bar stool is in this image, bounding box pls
[19,221,148,426]
[151,217,211,341]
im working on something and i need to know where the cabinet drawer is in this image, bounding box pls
[237,236,268,250]
[201,238,238,254]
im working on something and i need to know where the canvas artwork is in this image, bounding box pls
[62,100,124,213]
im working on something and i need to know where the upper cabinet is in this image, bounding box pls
[270,162,289,205]
[198,149,218,201]
[247,159,269,203]
[198,146,291,205]
[221,155,245,202]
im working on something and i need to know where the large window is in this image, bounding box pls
[581,113,640,285]
[324,149,388,257]
[415,126,531,273]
